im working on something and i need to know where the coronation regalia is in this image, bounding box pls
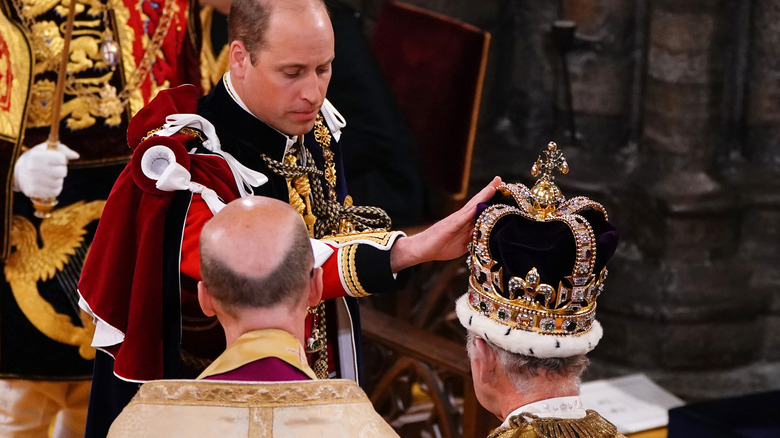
[455,142,623,438]
[456,141,619,359]
[0,0,201,380]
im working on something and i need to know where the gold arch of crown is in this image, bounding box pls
[467,142,610,336]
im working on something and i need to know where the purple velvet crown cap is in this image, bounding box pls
[475,191,619,296]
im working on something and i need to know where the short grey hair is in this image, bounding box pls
[466,332,589,394]
[200,216,313,314]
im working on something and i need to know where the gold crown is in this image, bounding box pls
[466,142,610,336]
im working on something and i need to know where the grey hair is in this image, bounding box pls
[466,332,589,394]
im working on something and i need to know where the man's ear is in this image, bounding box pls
[307,267,323,307]
[229,40,250,77]
[197,281,217,317]
[473,337,498,386]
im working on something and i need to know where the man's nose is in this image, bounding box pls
[300,72,323,105]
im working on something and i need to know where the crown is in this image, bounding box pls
[457,142,618,357]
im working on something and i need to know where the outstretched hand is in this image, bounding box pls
[390,176,503,272]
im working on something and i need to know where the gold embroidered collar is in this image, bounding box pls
[489,410,620,438]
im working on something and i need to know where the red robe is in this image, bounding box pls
[78,84,397,382]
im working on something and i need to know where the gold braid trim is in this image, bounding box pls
[320,231,400,248]
[339,244,369,297]
[141,126,206,143]
[488,410,623,438]
[283,153,316,233]
[287,182,305,215]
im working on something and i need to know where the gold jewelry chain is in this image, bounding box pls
[9,0,175,106]
[260,151,392,237]
[309,301,329,379]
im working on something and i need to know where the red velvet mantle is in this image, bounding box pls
[78,85,240,381]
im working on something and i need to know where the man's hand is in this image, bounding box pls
[390,176,503,272]
[13,141,80,199]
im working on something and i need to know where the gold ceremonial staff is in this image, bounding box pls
[31,0,78,218]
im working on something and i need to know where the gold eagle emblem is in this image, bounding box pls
[4,200,106,359]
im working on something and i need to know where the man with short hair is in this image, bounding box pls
[107,197,399,437]
[456,143,625,437]
[78,0,500,435]
[196,196,323,382]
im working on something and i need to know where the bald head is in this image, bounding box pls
[200,197,313,311]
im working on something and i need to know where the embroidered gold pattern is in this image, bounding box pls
[488,410,623,438]
[27,79,54,128]
[198,6,229,93]
[132,379,371,406]
[3,200,106,359]
[313,114,337,201]
[8,0,177,131]
[0,10,32,139]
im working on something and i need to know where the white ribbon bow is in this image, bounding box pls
[140,145,225,214]
[156,113,268,198]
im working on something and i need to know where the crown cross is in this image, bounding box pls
[531,141,569,182]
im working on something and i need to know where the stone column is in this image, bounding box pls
[745,0,780,170]
[594,0,765,400]
[743,0,780,364]
[469,0,560,180]
[560,0,636,153]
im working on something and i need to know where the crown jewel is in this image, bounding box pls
[466,142,610,336]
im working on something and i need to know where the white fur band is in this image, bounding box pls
[455,294,603,358]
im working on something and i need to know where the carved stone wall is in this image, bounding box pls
[346,0,780,402]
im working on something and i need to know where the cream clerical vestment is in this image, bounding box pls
[107,379,399,437]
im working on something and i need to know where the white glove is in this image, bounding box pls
[13,141,80,199]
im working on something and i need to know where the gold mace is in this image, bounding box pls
[31,0,78,218]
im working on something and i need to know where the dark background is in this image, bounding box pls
[344,0,780,403]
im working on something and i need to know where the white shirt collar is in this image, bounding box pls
[500,396,586,427]
[223,72,299,154]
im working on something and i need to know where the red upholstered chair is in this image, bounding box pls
[371,1,491,218]
[365,4,496,437]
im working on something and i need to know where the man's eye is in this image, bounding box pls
[284,70,301,78]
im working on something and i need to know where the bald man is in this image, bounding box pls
[106,197,399,438]
[196,197,322,381]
